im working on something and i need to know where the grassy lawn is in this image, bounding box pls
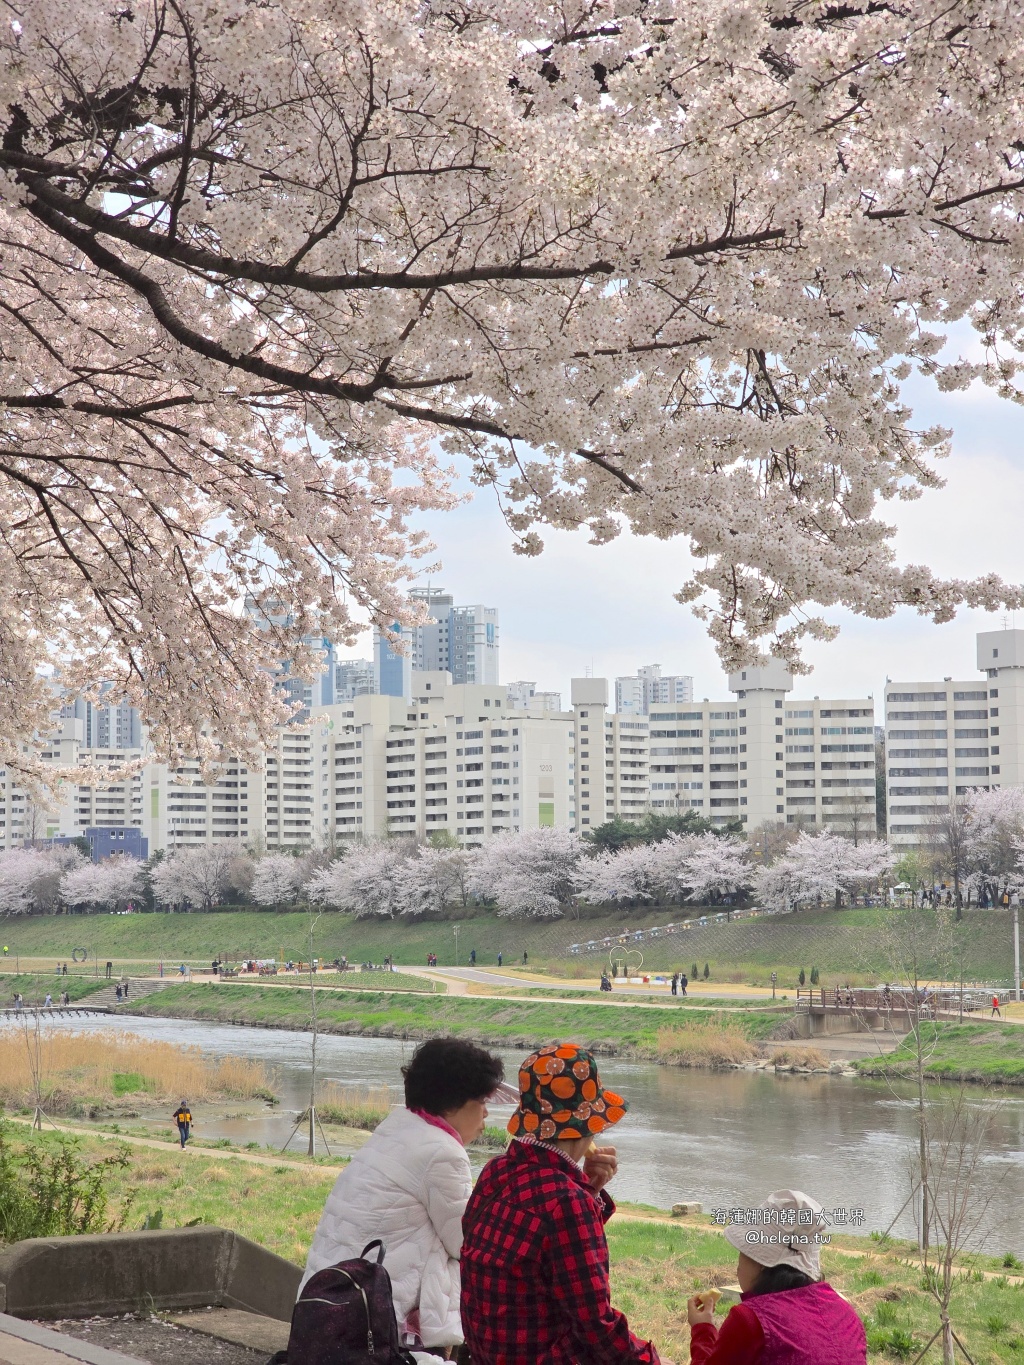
[857,1023,1024,1086]
[0,973,109,1006]
[0,904,1013,990]
[3,1124,1024,1362]
[130,982,784,1058]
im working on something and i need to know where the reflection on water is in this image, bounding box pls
[8,1013,1024,1254]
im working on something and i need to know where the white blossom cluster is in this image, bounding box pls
[755,830,893,911]
[4,2,1024,785]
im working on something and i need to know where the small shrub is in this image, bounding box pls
[0,1121,134,1243]
[858,1270,885,1288]
[810,966,819,985]
[869,1230,893,1248]
[986,1315,1009,1336]
[1004,1252,1024,1270]
[702,963,710,980]
[887,1328,915,1359]
[798,968,806,986]
[874,1301,898,1327]
[474,1126,510,1151]
[691,964,698,979]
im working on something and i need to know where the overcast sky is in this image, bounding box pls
[339,352,1024,711]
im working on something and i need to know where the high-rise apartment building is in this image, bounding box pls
[374,590,499,700]
[59,689,143,750]
[614,664,694,716]
[335,658,375,701]
[884,627,1023,848]
[507,681,563,714]
[642,660,876,835]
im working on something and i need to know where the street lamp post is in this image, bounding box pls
[453,924,460,967]
[1014,901,1021,1004]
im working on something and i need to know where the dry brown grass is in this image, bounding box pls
[768,1045,831,1069]
[315,1082,392,1130]
[654,1020,758,1067]
[0,1029,275,1112]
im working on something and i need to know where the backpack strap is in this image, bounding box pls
[360,1239,386,1264]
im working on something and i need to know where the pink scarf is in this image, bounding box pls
[410,1107,464,1146]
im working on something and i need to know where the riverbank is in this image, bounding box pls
[126,982,795,1065]
[4,1124,1023,1363]
[0,904,1014,985]
[856,1022,1024,1087]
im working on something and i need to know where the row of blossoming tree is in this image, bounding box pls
[5,809,1016,920]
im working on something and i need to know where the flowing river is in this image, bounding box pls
[10,1013,1024,1255]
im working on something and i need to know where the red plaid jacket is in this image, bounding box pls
[460,1139,660,1365]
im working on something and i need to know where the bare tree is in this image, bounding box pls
[925,797,972,920]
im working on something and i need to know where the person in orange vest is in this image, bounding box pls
[173,1100,193,1147]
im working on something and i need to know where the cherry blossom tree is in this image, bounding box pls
[0,846,83,916]
[757,830,892,911]
[7,1,1024,785]
[681,834,752,913]
[149,842,241,911]
[470,827,588,919]
[581,843,664,906]
[251,853,303,910]
[305,840,413,918]
[398,845,472,917]
[962,787,1024,904]
[60,855,145,912]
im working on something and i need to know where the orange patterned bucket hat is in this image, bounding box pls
[507,1043,629,1141]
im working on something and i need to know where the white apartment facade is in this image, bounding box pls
[645,661,876,834]
[884,627,1024,848]
[14,663,877,857]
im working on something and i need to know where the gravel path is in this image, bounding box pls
[40,1315,267,1365]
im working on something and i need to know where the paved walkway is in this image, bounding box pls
[0,1314,144,1365]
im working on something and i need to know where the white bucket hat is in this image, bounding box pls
[723,1190,825,1280]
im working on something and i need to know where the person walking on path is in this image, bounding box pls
[14,993,22,1012]
[115,983,123,1003]
[523,950,528,966]
[497,950,503,967]
[122,979,130,1000]
[173,1100,193,1148]
[671,972,679,997]
[680,972,688,997]
[470,949,477,966]
[44,993,52,1009]
[992,995,1002,1017]
[105,961,113,979]
[62,962,68,977]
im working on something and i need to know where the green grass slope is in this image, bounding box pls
[0,903,1013,985]
[130,982,783,1057]
[856,1022,1024,1086]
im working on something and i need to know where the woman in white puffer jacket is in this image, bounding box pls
[300,1039,505,1358]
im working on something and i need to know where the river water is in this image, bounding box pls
[10,1013,1024,1255]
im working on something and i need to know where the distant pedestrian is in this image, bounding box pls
[992,995,1002,1017]
[671,972,679,997]
[179,963,187,977]
[470,949,477,966]
[61,990,70,1007]
[123,980,130,1000]
[55,962,61,975]
[2,945,7,957]
[680,973,688,997]
[522,950,528,966]
[14,992,23,1011]
[497,950,503,967]
[62,962,68,977]
[44,993,52,1008]
[105,961,113,979]
[173,1100,193,1148]
[115,983,123,1003]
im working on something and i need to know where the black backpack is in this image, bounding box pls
[269,1240,417,1365]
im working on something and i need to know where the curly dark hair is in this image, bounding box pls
[746,1262,817,1297]
[402,1038,504,1115]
